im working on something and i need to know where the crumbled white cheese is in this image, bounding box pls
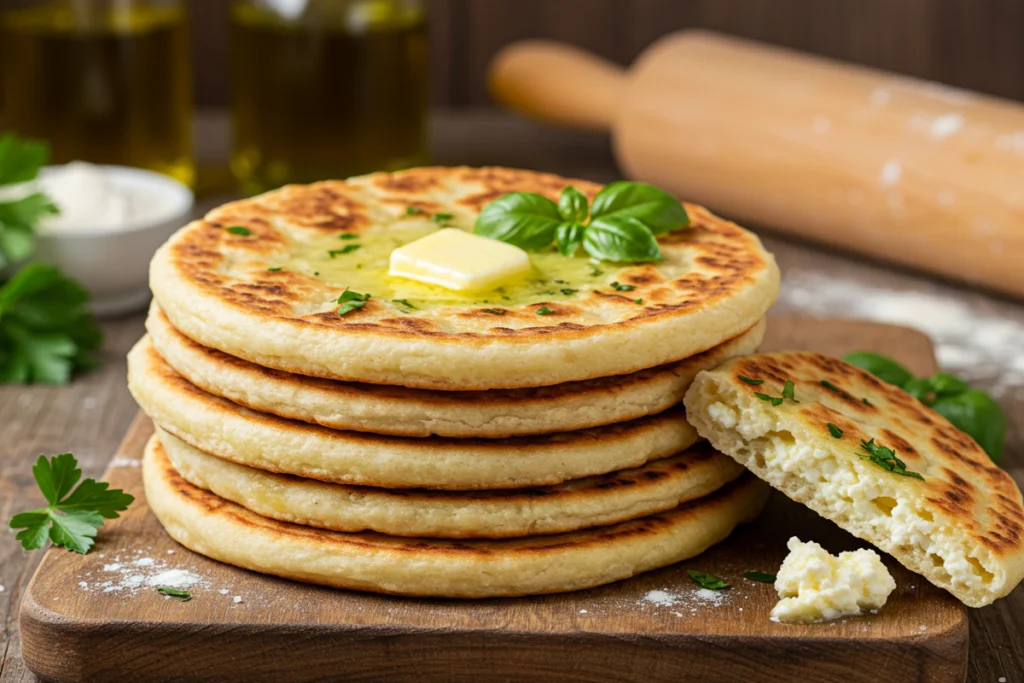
[771,537,895,624]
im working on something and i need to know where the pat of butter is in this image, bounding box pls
[388,228,532,291]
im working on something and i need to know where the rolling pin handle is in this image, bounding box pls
[489,41,626,132]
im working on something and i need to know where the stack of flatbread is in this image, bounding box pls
[130,166,781,597]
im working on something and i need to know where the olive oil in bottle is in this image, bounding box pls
[230,0,429,195]
[0,1,194,187]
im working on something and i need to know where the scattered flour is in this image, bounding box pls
[929,113,964,139]
[233,596,243,604]
[78,547,207,597]
[579,609,588,614]
[0,585,5,592]
[640,586,730,614]
[812,117,831,134]
[642,589,678,607]
[869,89,891,107]
[110,457,142,468]
[879,160,902,186]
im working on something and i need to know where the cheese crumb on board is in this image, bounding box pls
[388,228,531,291]
[771,537,895,624]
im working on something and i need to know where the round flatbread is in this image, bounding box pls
[683,351,1024,608]
[145,435,769,597]
[129,339,700,489]
[147,305,765,438]
[157,427,746,539]
[149,166,779,390]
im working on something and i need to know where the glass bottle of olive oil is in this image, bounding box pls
[0,0,194,187]
[230,0,429,195]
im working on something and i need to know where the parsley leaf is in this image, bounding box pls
[432,213,454,223]
[0,133,50,185]
[754,392,783,407]
[536,306,555,315]
[336,288,370,316]
[858,439,924,480]
[0,193,58,269]
[157,586,192,601]
[328,245,361,257]
[744,571,777,584]
[610,281,635,292]
[827,423,843,439]
[634,298,643,304]
[338,233,358,240]
[559,288,578,296]
[8,453,133,553]
[739,375,764,385]
[225,225,252,236]
[820,379,841,393]
[782,380,798,403]
[405,206,426,216]
[687,570,730,590]
[0,264,103,384]
[267,267,283,272]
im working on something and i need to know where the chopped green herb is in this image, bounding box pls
[329,245,361,257]
[754,392,784,407]
[432,212,455,223]
[393,299,417,309]
[858,439,924,480]
[405,206,426,216]
[782,380,798,403]
[8,453,133,553]
[157,586,192,601]
[536,306,555,315]
[560,288,578,295]
[482,308,507,315]
[739,376,764,386]
[610,281,635,292]
[744,571,777,584]
[267,267,283,272]
[336,288,371,316]
[827,423,843,439]
[862,397,873,407]
[634,298,643,304]
[554,279,567,284]
[820,379,841,393]
[338,233,358,240]
[590,266,604,277]
[225,226,252,236]
[687,570,730,590]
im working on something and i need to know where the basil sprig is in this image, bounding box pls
[844,351,1006,463]
[474,182,688,262]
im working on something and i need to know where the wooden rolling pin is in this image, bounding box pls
[490,31,1024,298]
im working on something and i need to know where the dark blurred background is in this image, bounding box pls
[186,0,1024,108]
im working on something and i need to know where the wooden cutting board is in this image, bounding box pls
[18,316,968,683]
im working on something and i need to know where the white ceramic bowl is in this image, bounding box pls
[33,165,194,318]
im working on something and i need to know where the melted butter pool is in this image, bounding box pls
[281,221,614,309]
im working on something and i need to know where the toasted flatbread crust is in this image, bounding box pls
[129,339,700,490]
[150,167,778,390]
[684,351,1024,607]
[158,427,746,538]
[145,435,769,597]
[147,305,765,438]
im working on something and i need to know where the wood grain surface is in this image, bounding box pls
[0,111,1021,682]
[17,316,966,683]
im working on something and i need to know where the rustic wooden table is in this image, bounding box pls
[1,110,1021,682]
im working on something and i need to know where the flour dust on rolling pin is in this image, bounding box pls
[491,32,1024,298]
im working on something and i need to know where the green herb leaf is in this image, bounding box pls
[634,298,643,304]
[267,267,283,272]
[687,570,730,590]
[432,213,455,224]
[820,379,841,393]
[862,397,873,406]
[225,225,252,236]
[559,288,578,296]
[157,586,192,601]
[754,392,784,407]
[555,222,585,257]
[827,423,843,439]
[929,372,970,398]
[338,233,358,240]
[584,216,662,262]
[557,186,589,223]
[474,192,562,251]
[336,288,370,316]
[843,351,914,387]
[393,299,417,309]
[0,193,59,269]
[536,306,555,315]
[858,439,924,480]
[590,181,689,235]
[782,380,798,403]
[0,133,50,185]
[405,206,426,216]
[739,376,764,385]
[744,571,776,584]
[481,308,507,315]
[609,281,635,292]
[902,377,933,402]
[328,245,361,257]
[0,264,103,384]
[8,453,133,553]
[931,390,1006,463]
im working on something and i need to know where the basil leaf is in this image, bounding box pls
[474,192,561,251]
[842,351,914,387]
[902,377,934,403]
[584,216,662,262]
[931,390,1006,463]
[558,186,589,223]
[929,372,970,398]
[590,181,689,235]
[556,222,585,257]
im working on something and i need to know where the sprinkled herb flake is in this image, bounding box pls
[610,281,635,292]
[329,245,361,257]
[782,380,798,403]
[634,298,643,304]
[267,267,283,272]
[225,225,252,236]
[432,212,455,223]
[482,308,507,315]
[827,423,843,439]
[744,571,776,584]
[687,570,730,590]
[858,439,924,480]
[336,288,371,316]
[560,288,578,296]
[405,206,426,216]
[393,299,417,309]
[820,379,842,393]
[338,233,358,240]
[739,376,764,385]
[590,266,604,277]
[536,306,555,316]
[755,392,784,407]
[157,586,192,601]
[862,397,873,407]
